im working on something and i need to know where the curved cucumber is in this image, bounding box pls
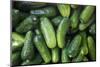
[40,17,56,48]
[33,29,51,63]
[57,17,70,48]
[67,34,82,58]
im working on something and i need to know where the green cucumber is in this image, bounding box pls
[87,36,96,61]
[40,17,56,48]
[16,15,38,33]
[89,23,96,35]
[71,5,79,9]
[67,34,82,58]
[21,54,42,65]
[12,52,21,66]
[51,16,63,27]
[61,40,71,63]
[57,4,71,17]
[30,6,57,17]
[51,47,60,63]
[83,56,88,62]
[33,29,51,63]
[21,31,34,61]
[57,17,70,48]
[70,9,80,30]
[80,6,95,23]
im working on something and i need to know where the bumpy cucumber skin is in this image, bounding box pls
[40,17,56,48]
[80,6,95,23]
[30,7,57,17]
[67,35,82,58]
[52,16,63,27]
[57,4,71,17]
[87,36,96,61]
[70,10,79,29]
[52,47,59,63]
[33,33,51,63]
[12,52,21,66]
[57,17,70,48]
[21,31,34,61]
[61,40,70,63]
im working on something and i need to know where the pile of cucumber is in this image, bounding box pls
[12,1,96,66]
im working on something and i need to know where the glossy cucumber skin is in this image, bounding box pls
[57,17,70,48]
[40,17,56,48]
[30,7,57,17]
[87,36,96,61]
[61,40,70,63]
[12,32,24,52]
[52,16,63,27]
[57,4,71,17]
[12,52,21,66]
[80,6,95,23]
[67,35,82,58]
[21,54,42,65]
[21,31,34,61]
[16,15,38,33]
[33,30,51,63]
[51,47,60,63]
[70,10,79,29]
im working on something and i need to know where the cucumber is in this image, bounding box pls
[87,36,96,61]
[70,9,80,30]
[33,29,51,63]
[79,15,95,31]
[61,40,71,63]
[16,15,38,33]
[40,17,56,48]
[51,16,63,27]
[12,32,24,52]
[21,31,34,61]
[51,47,59,63]
[80,32,88,55]
[83,56,88,62]
[21,54,42,65]
[30,6,57,17]
[57,4,71,17]
[12,52,21,66]
[89,23,96,35]
[57,17,70,48]
[80,6,95,23]
[67,34,82,58]
[71,4,79,9]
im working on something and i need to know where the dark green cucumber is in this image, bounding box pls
[83,56,88,62]
[30,6,57,17]
[21,31,34,61]
[57,17,70,48]
[67,34,82,58]
[33,29,51,63]
[12,52,21,66]
[70,9,80,30]
[40,17,56,48]
[80,32,88,55]
[14,1,47,12]
[80,6,95,23]
[71,5,79,9]
[51,47,59,63]
[16,15,38,33]
[51,16,63,27]
[79,15,95,31]
[21,54,42,65]
[57,4,71,17]
[61,40,71,63]
[89,23,96,35]
[87,36,96,61]
[12,32,24,52]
